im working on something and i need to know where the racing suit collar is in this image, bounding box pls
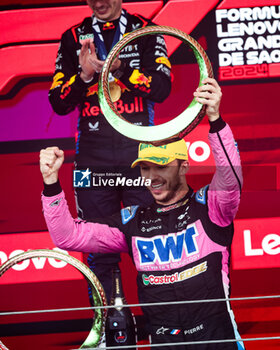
[152,187,193,214]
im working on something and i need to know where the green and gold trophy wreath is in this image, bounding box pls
[0,249,107,349]
[99,25,213,143]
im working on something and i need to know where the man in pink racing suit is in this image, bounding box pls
[40,78,244,349]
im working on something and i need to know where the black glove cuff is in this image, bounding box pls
[43,180,62,197]
[209,116,226,133]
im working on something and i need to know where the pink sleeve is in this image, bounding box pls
[208,124,243,227]
[41,191,129,253]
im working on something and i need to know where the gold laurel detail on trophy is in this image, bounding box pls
[109,81,122,102]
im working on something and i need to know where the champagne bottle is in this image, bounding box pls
[105,268,137,348]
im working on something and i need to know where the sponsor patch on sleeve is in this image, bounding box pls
[121,205,139,224]
[50,198,62,207]
[195,185,209,205]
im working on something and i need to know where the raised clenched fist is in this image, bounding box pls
[39,147,64,184]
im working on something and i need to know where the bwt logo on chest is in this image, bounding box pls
[136,224,199,265]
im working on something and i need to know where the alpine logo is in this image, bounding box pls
[121,205,139,224]
[50,198,62,207]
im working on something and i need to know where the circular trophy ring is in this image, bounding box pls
[99,25,213,143]
[0,249,107,349]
